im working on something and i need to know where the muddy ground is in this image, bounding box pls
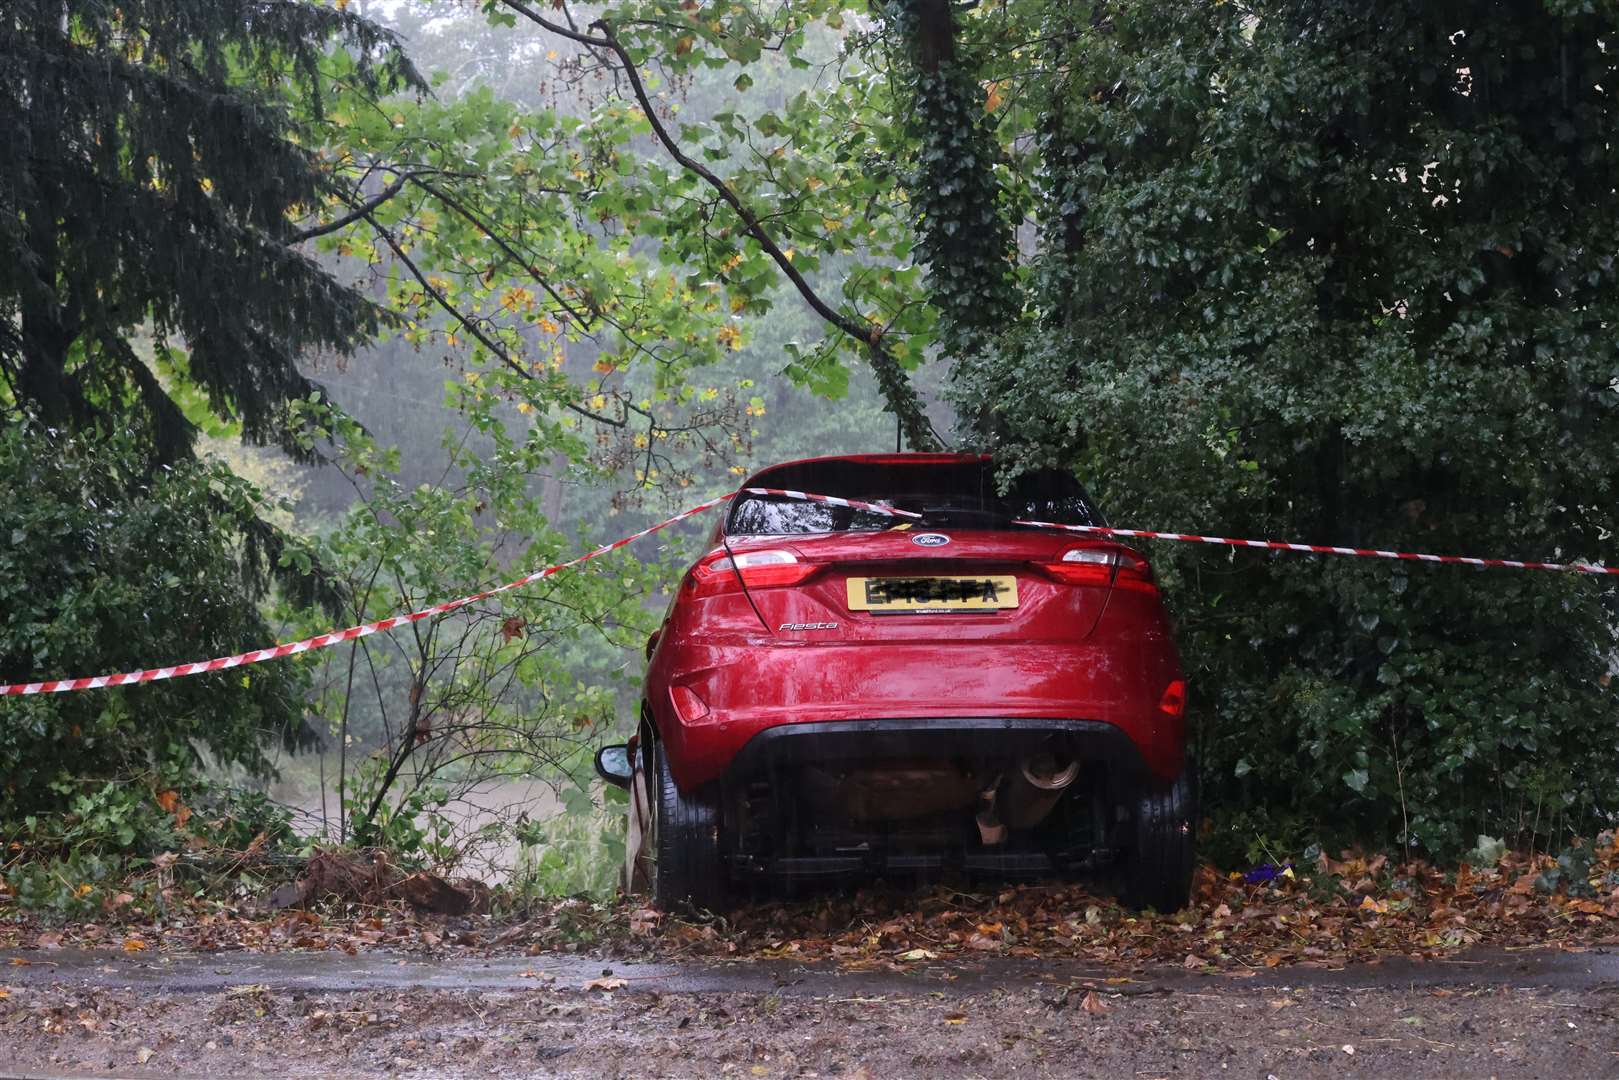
[2,947,1617,1078]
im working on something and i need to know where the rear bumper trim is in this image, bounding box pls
[725,716,1149,783]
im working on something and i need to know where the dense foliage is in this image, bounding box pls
[0,0,419,464]
[5,0,1615,888]
[0,425,313,823]
[939,0,1619,858]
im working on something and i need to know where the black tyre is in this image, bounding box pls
[1120,763,1197,913]
[647,735,729,914]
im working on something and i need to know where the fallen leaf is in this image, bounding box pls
[1080,990,1108,1016]
[1341,1044,1355,1055]
[1182,953,1203,969]
[122,938,147,952]
[584,976,627,992]
[136,1047,156,1064]
[943,1013,967,1025]
[896,948,938,962]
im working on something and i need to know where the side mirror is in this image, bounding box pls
[645,627,663,660]
[594,744,633,789]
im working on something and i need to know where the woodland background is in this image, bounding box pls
[2,0,1616,912]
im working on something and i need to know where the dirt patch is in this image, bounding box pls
[267,851,491,916]
[1,977,1615,1078]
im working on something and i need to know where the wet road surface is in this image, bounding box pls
[2,946,1616,1078]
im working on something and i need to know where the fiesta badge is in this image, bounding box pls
[911,533,951,547]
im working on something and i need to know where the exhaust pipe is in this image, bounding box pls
[996,750,1080,830]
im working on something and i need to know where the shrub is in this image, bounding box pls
[0,423,313,829]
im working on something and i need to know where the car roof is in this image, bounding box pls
[740,452,990,487]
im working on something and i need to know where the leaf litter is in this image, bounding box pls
[2,836,1617,973]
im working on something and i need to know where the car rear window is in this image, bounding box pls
[727,458,1104,535]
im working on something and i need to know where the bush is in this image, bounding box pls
[957,0,1619,859]
[0,423,314,829]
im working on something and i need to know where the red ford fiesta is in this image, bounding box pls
[596,453,1194,912]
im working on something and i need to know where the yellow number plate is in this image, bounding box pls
[846,576,1019,613]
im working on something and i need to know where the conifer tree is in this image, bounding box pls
[0,0,420,463]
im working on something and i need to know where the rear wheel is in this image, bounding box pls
[646,734,729,914]
[1120,763,1196,913]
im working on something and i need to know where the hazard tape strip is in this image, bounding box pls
[1011,519,1619,576]
[5,487,1615,696]
[741,487,922,518]
[0,492,737,697]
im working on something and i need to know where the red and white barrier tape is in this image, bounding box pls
[741,487,921,519]
[1011,519,1619,576]
[4,487,1615,696]
[0,492,736,697]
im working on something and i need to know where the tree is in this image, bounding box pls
[943,0,1619,856]
[0,424,313,822]
[0,0,419,464]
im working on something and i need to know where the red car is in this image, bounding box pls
[595,453,1194,912]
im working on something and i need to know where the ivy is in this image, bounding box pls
[878,0,1019,440]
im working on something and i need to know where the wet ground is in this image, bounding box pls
[2,946,1617,1078]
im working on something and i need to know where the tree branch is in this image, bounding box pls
[365,211,673,433]
[290,173,412,243]
[403,174,593,329]
[495,0,941,450]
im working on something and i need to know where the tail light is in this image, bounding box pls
[686,547,817,598]
[1038,546,1157,591]
[1158,678,1186,719]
